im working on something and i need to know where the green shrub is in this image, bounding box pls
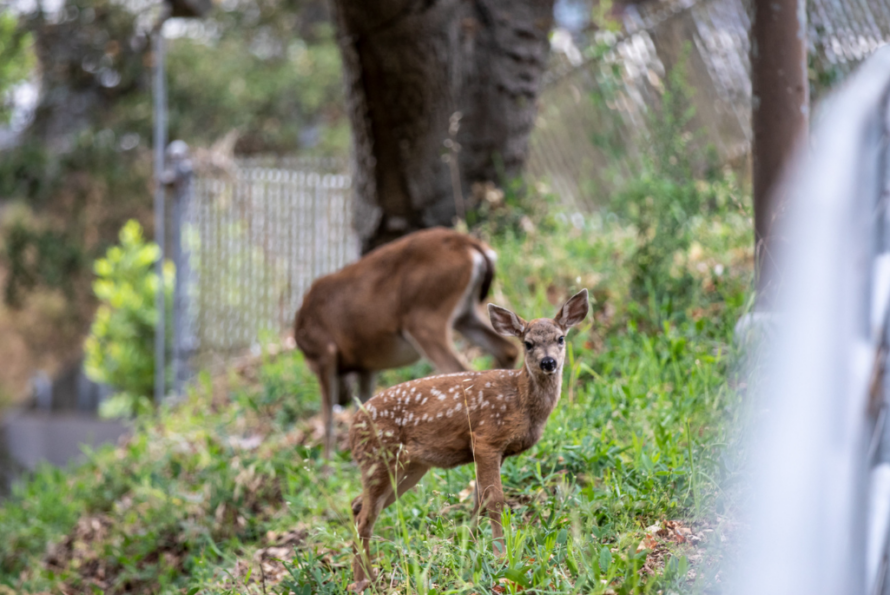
[83,220,172,416]
[610,51,749,325]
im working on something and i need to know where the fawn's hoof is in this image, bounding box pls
[348,579,371,592]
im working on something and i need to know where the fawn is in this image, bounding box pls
[294,228,519,458]
[348,289,589,591]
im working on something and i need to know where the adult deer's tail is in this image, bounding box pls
[468,240,497,302]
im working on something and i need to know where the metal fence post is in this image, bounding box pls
[152,25,167,406]
[165,140,195,396]
[751,0,809,306]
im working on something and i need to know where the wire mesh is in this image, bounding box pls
[188,161,356,364]
[528,0,890,210]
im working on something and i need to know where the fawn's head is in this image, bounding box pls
[488,290,589,377]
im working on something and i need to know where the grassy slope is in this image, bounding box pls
[0,193,752,595]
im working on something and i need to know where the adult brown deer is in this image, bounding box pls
[347,289,589,591]
[294,227,519,458]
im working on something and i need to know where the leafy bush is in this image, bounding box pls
[83,220,172,416]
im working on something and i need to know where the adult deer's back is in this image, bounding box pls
[294,228,518,457]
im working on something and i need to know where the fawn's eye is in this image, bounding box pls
[557,336,565,346]
[524,341,533,351]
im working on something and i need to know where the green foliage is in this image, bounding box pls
[807,47,844,102]
[235,341,321,428]
[0,189,753,593]
[1,215,85,307]
[608,53,749,327]
[0,12,34,125]
[166,25,347,155]
[83,220,172,415]
[0,0,347,309]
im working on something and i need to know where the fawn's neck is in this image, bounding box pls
[516,362,562,424]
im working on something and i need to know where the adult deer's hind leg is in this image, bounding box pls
[357,370,376,404]
[317,344,339,459]
[337,373,355,407]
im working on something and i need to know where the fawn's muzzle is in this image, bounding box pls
[540,357,557,373]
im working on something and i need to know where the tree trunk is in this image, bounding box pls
[331,0,555,253]
[750,0,808,305]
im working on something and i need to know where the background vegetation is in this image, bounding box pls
[0,0,346,400]
[83,219,173,417]
[0,146,753,592]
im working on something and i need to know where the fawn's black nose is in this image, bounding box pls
[540,357,557,372]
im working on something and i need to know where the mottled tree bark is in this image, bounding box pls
[331,0,554,252]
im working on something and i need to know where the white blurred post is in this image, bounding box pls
[728,47,890,595]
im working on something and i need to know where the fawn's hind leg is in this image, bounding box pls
[350,459,429,591]
[351,462,392,591]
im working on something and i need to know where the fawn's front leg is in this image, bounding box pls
[474,449,506,556]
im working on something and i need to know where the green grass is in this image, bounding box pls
[0,187,752,595]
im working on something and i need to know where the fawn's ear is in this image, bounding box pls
[488,304,527,337]
[554,289,589,331]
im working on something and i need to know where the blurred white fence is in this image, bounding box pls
[185,159,357,362]
[728,46,890,595]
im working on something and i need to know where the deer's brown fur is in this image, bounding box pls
[294,228,519,458]
[347,290,589,591]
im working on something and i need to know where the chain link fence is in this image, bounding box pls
[527,0,890,210]
[175,0,890,365]
[179,158,356,369]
